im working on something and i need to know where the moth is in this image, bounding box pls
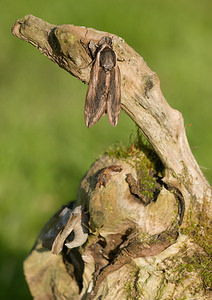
[84,36,121,128]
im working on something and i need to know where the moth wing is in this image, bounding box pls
[84,54,107,128]
[107,64,121,127]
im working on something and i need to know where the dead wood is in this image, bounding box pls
[12,15,212,300]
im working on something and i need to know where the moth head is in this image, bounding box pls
[98,36,113,48]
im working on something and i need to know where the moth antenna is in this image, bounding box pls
[79,60,93,70]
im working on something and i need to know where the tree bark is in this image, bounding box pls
[12,15,211,299]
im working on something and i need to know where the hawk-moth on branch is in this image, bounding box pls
[84,36,121,128]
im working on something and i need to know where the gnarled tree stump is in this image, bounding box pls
[12,15,211,300]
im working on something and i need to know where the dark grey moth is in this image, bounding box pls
[84,36,121,128]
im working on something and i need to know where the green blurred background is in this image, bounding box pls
[1,0,211,298]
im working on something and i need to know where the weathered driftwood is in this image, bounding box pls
[12,15,211,300]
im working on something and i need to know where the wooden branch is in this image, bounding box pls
[11,15,211,217]
[12,15,212,299]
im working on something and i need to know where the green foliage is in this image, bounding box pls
[1,0,212,298]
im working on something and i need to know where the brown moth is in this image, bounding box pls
[84,36,121,128]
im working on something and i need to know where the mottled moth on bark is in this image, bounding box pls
[84,36,121,128]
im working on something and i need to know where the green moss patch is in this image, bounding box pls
[105,128,164,203]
